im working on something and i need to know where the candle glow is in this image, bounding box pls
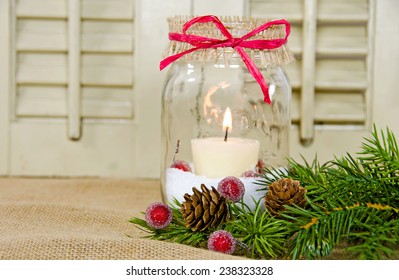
[223,107,232,142]
[223,107,232,132]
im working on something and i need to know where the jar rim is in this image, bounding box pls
[168,16,288,39]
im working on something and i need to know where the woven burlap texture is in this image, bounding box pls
[0,178,244,260]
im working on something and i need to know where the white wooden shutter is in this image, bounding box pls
[14,0,135,139]
[4,0,137,177]
[0,0,11,175]
[250,0,374,143]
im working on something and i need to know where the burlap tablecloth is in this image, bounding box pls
[0,177,245,260]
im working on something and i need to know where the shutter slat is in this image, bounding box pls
[16,19,67,51]
[16,86,66,117]
[250,0,303,22]
[82,0,133,20]
[286,60,367,91]
[315,81,367,91]
[317,15,368,24]
[316,59,367,89]
[16,0,67,19]
[318,0,369,21]
[317,48,368,57]
[16,53,67,84]
[193,0,245,16]
[81,54,133,86]
[292,91,366,124]
[16,86,133,119]
[317,25,368,56]
[82,20,133,53]
[82,87,133,118]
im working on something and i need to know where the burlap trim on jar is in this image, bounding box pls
[163,15,294,67]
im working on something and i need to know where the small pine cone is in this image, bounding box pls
[265,178,307,217]
[180,184,229,232]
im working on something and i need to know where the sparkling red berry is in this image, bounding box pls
[256,159,265,173]
[170,160,192,172]
[145,202,173,229]
[217,176,245,202]
[241,170,259,178]
[207,230,236,255]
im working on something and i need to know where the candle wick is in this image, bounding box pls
[224,127,229,142]
[173,140,180,161]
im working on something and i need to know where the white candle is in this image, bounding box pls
[191,107,260,178]
[191,137,260,178]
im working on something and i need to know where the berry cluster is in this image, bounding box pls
[143,157,266,255]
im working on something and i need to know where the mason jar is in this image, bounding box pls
[160,16,293,209]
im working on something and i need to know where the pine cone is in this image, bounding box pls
[181,184,229,232]
[265,178,307,216]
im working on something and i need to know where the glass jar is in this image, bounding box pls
[160,16,293,209]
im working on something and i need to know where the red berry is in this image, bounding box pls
[145,202,173,229]
[241,170,259,178]
[256,159,265,172]
[170,160,192,172]
[217,176,245,202]
[207,230,236,255]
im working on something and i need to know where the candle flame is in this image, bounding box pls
[223,107,232,132]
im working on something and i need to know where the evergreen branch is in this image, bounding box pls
[254,125,399,260]
[348,217,399,259]
[359,125,399,165]
[357,125,399,191]
[282,200,398,259]
[258,126,399,209]
[225,199,293,259]
[129,125,399,260]
[328,127,399,208]
[257,156,332,203]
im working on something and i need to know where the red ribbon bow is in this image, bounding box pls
[159,15,291,104]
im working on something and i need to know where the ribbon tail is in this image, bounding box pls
[236,47,271,104]
[159,47,200,71]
